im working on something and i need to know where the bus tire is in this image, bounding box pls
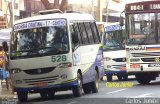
[83,83,91,94]
[91,70,99,93]
[107,75,112,82]
[72,72,83,97]
[136,74,151,85]
[17,92,28,102]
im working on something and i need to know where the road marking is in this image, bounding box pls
[126,93,152,98]
[136,93,152,98]
[67,101,77,104]
[106,88,127,94]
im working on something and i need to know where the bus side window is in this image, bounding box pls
[70,24,79,51]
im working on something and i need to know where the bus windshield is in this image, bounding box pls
[126,13,160,45]
[10,20,69,59]
[103,25,125,51]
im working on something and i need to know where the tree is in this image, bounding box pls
[41,0,68,12]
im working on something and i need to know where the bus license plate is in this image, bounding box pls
[33,82,48,87]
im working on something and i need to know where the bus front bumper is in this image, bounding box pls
[14,80,77,92]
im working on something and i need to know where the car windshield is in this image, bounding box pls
[126,13,160,45]
[10,19,69,59]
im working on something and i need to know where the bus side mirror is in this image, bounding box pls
[120,16,124,26]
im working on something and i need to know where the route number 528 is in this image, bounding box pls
[51,55,67,62]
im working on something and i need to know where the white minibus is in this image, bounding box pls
[9,10,104,102]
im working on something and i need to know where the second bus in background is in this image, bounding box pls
[98,22,127,81]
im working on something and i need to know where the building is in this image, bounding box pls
[107,0,125,22]
[0,0,135,29]
[27,0,125,22]
[0,0,25,28]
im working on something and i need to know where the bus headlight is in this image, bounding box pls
[104,57,111,61]
[15,80,23,84]
[58,62,72,68]
[11,68,22,74]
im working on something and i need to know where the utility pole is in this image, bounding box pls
[97,0,102,22]
[106,0,108,22]
[11,0,15,26]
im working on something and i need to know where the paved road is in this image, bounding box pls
[3,76,160,104]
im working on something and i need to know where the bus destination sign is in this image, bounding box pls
[126,1,160,13]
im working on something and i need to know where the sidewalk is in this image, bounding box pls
[0,80,17,98]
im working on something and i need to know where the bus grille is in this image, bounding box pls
[23,67,56,75]
[132,52,160,57]
[141,58,156,62]
[23,75,59,85]
[112,64,126,68]
[112,58,126,62]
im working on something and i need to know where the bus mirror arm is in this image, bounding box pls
[120,17,124,26]
[119,10,125,26]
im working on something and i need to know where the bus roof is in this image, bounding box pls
[14,13,95,25]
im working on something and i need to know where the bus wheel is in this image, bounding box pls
[83,83,91,94]
[136,74,151,85]
[91,70,99,93]
[107,75,112,82]
[17,92,28,102]
[72,72,83,97]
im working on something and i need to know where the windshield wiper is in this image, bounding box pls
[11,46,57,53]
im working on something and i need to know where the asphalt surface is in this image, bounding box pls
[2,76,160,104]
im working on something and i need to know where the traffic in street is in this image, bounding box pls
[1,0,160,104]
[6,76,159,104]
